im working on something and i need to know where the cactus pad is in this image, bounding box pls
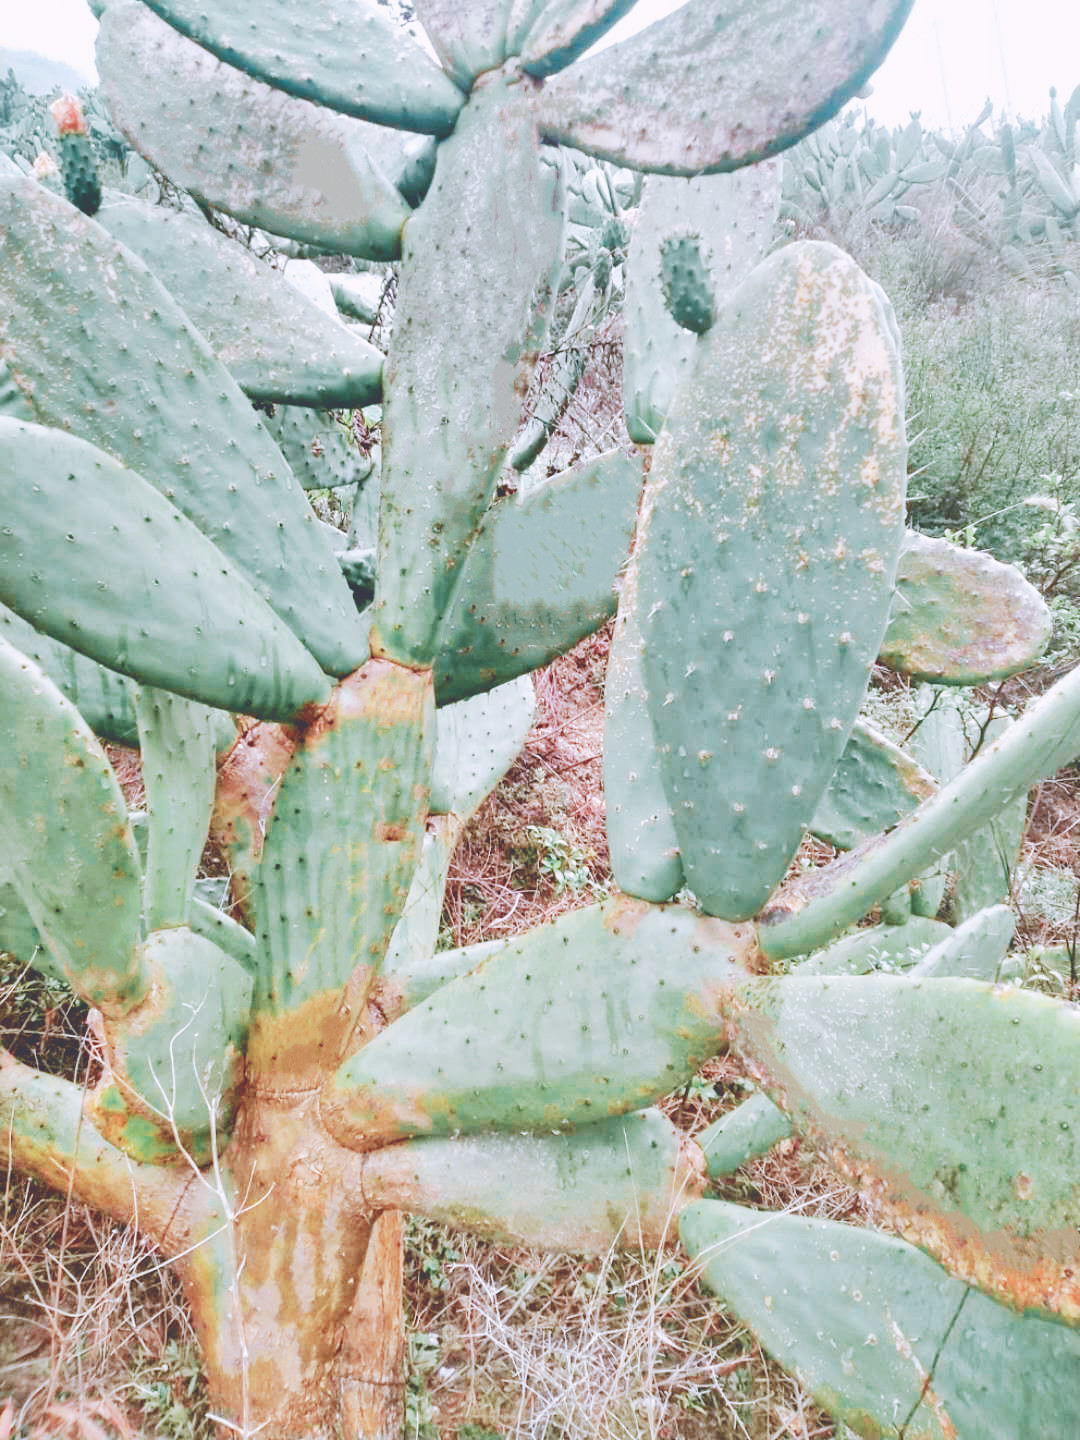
[433,450,640,704]
[136,0,463,134]
[97,198,384,408]
[322,897,759,1149]
[682,1201,1080,1439]
[637,242,907,919]
[98,2,415,258]
[880,532,1052,683]
[0,419,331,721]
[531,0,916,174]
[0,636,144,1010]
[726,974,1080,1320]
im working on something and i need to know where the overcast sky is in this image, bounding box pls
[3,0,1079,134]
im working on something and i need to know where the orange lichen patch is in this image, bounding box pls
[210,717,301,923]
[245,977,374,1094]
[321,1077,446,1154]
[832,1148,1080,1324]
[49,94,88,135]
[174,1092,373,1434]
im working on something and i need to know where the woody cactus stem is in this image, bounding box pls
[6,3,1079,1439]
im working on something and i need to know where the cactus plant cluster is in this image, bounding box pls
[2,2,1080,1436]
[781,83,1080,289]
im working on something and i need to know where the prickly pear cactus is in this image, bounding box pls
[2,3,1078,1438]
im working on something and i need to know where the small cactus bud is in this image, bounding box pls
[49,94,101,217]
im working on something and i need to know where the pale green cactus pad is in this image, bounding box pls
[636,242,907,919]
[682,1201,1080,1439]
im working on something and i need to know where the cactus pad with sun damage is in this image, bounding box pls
[880,531,1052,683]
[681,1201,1080,1440]
[248,662,434,1082]
[636,242,907,920]
[725,974,1080,1321]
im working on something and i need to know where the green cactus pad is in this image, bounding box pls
[329,273,388,326]
[376,820,465,1018]
[321,896,758,1150]
[0,420,331,721]
[905,686,968,917]
[637,242,907,920]
[880,532,1052,683]
[0,603,139,747]
[517,1,639,78]
[810,719,937,851]
[681,1201,1080,1440]
[531,0,915,175]
[412,1,514,88]
[794,916,953,976]
[362,1108,704,1253]
[135,689,219,931]
[0,179,367,678]
[908,904,1015,980]
[0,883,64,982]
[508,267,609,473]
[950,790,1027,925]
[261,407,372,493]
[250,662,434,1074]
[429,677,535,820]
[433,449,640,705]
[603,545,684,904]
[136,0,463,135]
[622,164,781,444]
[97,3,413,258]
[188,898,257,977]
[726,974,1080,1320]
[373,74,563,665]
[57,130,102,216]
[90,927,253,1165]
[659,234,715,335]
[696,1092,792,1179]
[96,197,384,408]
[0,636,144,1010]
[759,661,1080,960]
[378,936,507,1029]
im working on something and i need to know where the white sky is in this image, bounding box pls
[3,0,1079,134]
